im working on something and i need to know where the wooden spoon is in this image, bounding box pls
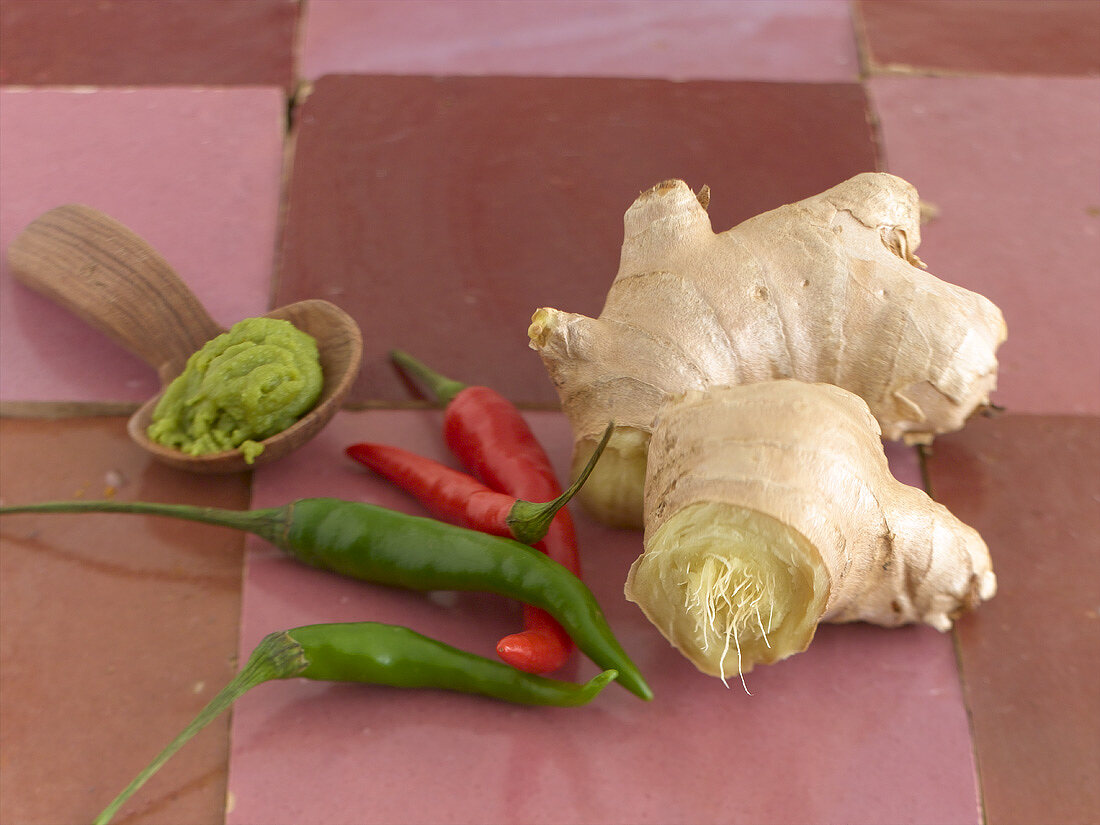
[7,204,363,473]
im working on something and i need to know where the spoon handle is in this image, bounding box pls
[7,204,224,383]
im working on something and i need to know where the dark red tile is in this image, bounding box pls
[856,0,1100,77]
[924,414,1100,825]
[0,0,298,89]
[0,417,249,824]
[277,75,879,406]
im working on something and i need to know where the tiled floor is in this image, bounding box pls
[1,2,1097,824]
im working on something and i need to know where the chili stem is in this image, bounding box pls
[0,499,286,543]
[390,349,467,406]
[507,421,614,544]
[93,631,307,825]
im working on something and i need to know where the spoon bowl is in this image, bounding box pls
[8,204,363,473]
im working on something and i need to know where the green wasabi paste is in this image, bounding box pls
[147,317,323,464]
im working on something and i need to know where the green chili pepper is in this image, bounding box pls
[1,498,652,700]
[93,621,618,825]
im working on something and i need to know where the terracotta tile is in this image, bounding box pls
[0,88,285,404]
[0,0,298,89]
[223,409,979,824]
[277,75,879,406]
[0,417,249,824]
[868,76,1100,416]
[856,0,1100,77]
[300,0,859,82]
[924,414,1100,825]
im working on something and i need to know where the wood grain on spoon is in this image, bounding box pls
[8,204,363,473]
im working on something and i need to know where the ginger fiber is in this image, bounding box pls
[625,381,996,686]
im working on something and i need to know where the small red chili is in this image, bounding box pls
[344,422,612,547]
[391,350,586,674]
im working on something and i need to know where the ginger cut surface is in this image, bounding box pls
[624,381,996,681]
[529,173,1006,527]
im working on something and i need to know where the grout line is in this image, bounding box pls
[0,399,562,419]
[847,1,888,173]
[921,436,987,821]
[951,628,990,825]
[919,429,990,822]
[265,0,309,313]
[917,443,934,499]
[862,83,887,174]
[862,63,1100,80]
[291,0,309,91]
[848,0,875,82]
[0,400,139,419]
[339,399,566,412]
[924,429,989,824]
[267,99,298,312]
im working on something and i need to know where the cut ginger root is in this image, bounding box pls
[624,381,996,686]
[529,173,1007,528]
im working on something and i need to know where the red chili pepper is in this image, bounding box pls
[344,423,611,547]
[391,350,592,674]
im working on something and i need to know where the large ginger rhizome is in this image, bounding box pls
[530,173,1006,528]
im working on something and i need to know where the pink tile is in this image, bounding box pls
[300,0,859,82]
[0,88,285,404]
[227,410,979,825]
[869,76,1100,416]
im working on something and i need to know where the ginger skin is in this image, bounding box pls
[529,174,1006,527]
[625,381,996,682]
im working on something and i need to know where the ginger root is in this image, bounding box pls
[625,381,996,684]
[529,174,1006,527]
